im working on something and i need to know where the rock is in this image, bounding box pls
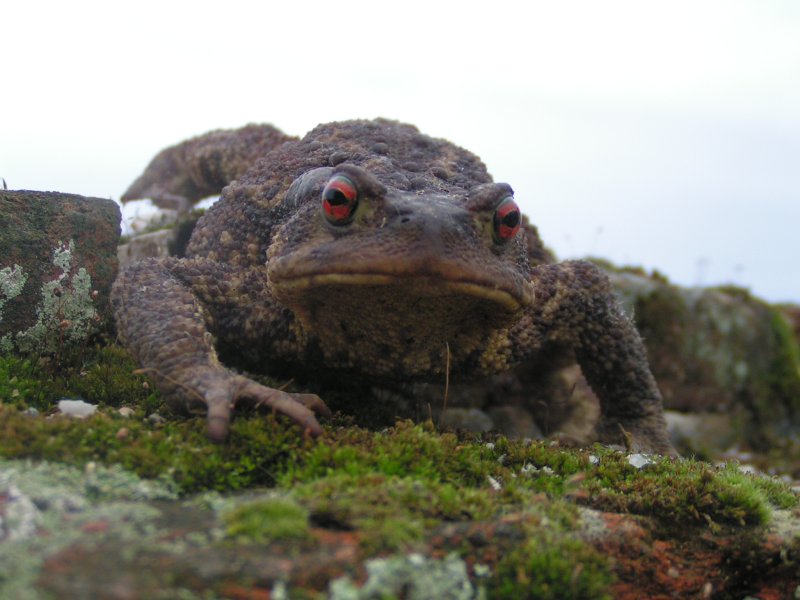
[146,413,166,426]
[779,303,800,345]
[438,408,493,433]
[0,191,120,355]
[609,269,800,450]
[117,228,176,268]
[117,209,204,269]
[627,453,653,469]
[665,411,739,454]
[487,405,543,439]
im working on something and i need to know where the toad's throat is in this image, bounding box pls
[271,272,532,313]
[268,275,525,378]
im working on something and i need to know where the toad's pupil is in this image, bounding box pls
[502,211,520,228]
[327,190,349,205]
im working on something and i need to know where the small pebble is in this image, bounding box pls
[487,475,502,491]
[147,413,166,426]
[57,399,97,419]
[118,407,135,418]
[627,453,653,469]
[116,427,130,440]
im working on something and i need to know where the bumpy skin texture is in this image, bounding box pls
[122,124,296,212]
[112,119,673,453]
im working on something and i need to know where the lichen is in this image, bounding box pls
[0,264,28,315]
[1,240,99,356]
[0,458,177,600]
[329,553,479,600]
[0,264,29,353]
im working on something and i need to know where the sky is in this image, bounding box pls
[2,0,799,303]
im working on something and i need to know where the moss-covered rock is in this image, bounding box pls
[1,415,798,598]
[608,270,800,451]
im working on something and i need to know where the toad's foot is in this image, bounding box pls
[181,368,331,442]
[596,417,677,457]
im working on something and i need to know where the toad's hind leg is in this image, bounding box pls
[121,124,297,211]
[111,257,328,441]
[518,260,674,455]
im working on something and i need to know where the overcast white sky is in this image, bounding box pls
[3,1,799,302]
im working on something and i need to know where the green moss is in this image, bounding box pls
[583,450,794,526]
[0,355,55,408]
[764,310,800,413]
[490,533,614,600]
[223,496,311,542]
[294,473,495,553]
[1,399,798,596]
[63,344,162,410]
[281,421,497,488]
[1,401,795,530]
[0,344,161,412]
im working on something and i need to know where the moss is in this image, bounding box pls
[63,344,162,410]
[0,402,794,531]
[762,310,800,415]
[223,496,311,542]
[583,450,792,526]
[0,404,324,494]
[295,473,495,553]
[490,533,614,600]
[0,344,161,412]
[710,284,754,300]
[281,421,497,488]
[0,355,55,408]
[0,403,798,596]
[726,302,800,449]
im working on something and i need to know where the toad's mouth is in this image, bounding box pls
[269,268,534,314]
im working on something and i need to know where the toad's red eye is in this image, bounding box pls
[321,175,358,224]
[493,196,521,243]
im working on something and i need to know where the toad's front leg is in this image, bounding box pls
[518,260,675,455]
[111,257,329,441]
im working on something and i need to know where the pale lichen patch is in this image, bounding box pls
[1,240,99,355]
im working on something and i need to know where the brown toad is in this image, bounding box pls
[113,119,673,453]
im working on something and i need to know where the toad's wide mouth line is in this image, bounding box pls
[271,272,533,312]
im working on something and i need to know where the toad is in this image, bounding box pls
[113,119,674,454]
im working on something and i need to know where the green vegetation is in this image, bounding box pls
[295,473,496,553]
[1,341,798,598]
[584,451,795,526]
[0,344,160,412]
[223,496,311,542]
[491,534,614,600]
[0,369,794,529]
